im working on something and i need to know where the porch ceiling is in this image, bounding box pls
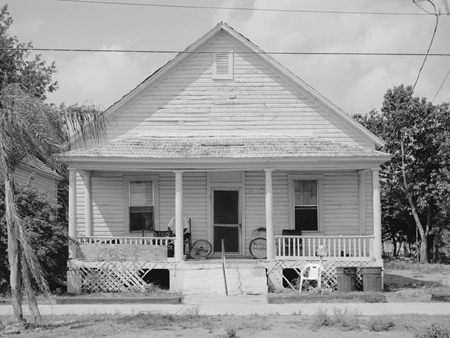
[59,135,390,170]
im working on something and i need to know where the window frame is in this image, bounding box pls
[123,175,159,234]
[288,175,323,233]
[212,51,234,80]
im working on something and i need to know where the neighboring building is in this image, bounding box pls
[60,23,390,295]
[12,156,62,201]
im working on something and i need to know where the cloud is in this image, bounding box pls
[47,44,147,109]
[9,18,44,40]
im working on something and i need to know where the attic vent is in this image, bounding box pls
[213,51,233,79]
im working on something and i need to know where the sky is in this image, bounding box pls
[5,0,450,115]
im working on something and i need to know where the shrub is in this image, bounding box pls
[332,308,361,330]
[0,184,68,293]
[311,309,333,329]
[367,316,395,331]
[416,322,450,338]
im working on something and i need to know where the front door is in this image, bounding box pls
[213,189,240,254]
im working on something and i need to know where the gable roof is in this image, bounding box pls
[103,22,385,150]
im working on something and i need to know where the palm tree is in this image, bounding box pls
[0,83,105,322]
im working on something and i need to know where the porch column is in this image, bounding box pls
[68,169,77,259]
[265,169,275,260]
[84,171,93,237]
[174,170,184,262]
[372,168,382,260]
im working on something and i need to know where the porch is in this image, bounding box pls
[67,233,379,294]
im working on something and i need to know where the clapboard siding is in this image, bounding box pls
[158,172,208,243]
[13,166,58,201]
[106,33,371,148]
[323,172,360,235]
[91,173,124,236]
[74,169,370,255]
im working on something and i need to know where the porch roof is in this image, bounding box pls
[60,135,389,160]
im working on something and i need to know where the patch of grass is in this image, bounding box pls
[415,322,450,338]
[115,312,178,328]
[222,327,239,338]
[332,308,361,330]
[366,315,395,332]
[311,308,333,329]
[384,260,450,275]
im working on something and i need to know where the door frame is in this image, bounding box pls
[207,172,246,256]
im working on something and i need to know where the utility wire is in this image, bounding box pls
[412,0,440,91]
[52,0,447,16]
[432,65,450,102]
[3,47,450,56]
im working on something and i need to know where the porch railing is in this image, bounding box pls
[76,236,175,247]
[275,235,374,260]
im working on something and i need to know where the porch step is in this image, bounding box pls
[181,261,268,296]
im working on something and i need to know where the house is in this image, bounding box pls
[11,156,62,201]
[59,22,390,295]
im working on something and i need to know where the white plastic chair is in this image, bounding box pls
[299,263,323,293]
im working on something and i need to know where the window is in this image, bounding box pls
[294,180,318,231]
[212,51,234,79]
[289,175,322,232]
[129,181,154,233]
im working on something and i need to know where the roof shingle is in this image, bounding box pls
[61,136,388,159]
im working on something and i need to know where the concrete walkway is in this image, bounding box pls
[1,295,450,317]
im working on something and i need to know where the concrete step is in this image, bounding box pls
[182,264,268,296]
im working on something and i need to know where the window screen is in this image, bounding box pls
[130,181,154,232]
[294,180,318,231]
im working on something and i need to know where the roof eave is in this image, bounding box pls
[60,154,391,171]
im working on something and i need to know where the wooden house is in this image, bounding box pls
[12,156,62,201]
[60,22,390,295]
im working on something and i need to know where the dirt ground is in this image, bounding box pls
[4,314,437,338]
[2,263,450,337]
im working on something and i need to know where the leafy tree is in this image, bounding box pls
[355,85,450,263]
[0,5,57,99]
[0,5,105,322]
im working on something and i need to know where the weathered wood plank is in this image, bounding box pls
[77,244,167,262]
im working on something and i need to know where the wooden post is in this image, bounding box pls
[372,168,382,261]
[84,171,93,237]
[68,169,77,259]
[265,169,275,260]
[174,171,184,262]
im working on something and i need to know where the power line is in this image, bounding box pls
[52,0,447,16]
[412,0,440,91]
[432,65,450,102]
[3,47,450,56]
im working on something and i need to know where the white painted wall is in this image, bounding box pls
[14,166,58,201]
[74,170,373,255]
[105,33,372,148]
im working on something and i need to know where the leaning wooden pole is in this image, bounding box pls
[221,239,228,296]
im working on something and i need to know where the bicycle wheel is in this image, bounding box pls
[249,237,267,259]
[190,239,212,259]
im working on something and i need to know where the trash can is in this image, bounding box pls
[360,267,382,292]
[336,267,357,292]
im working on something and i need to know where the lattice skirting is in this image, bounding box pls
[73,261,172,293]
[264,260,381,291]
